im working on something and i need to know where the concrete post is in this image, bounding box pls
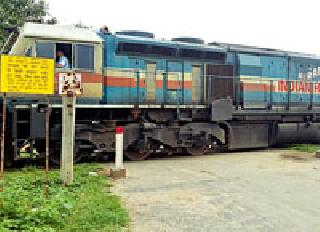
[61,96,76,185]
[115,127,124,169]
[110,126,126,179]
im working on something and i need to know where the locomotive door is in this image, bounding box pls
[145,62,156,103]
[166,61,183,104]
[12,106,46,160]
[206,64,234,102]
[192,65,202,104]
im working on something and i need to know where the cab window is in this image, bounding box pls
[35,41,95,71]
[75,44,94,70]
[36,42,55,58]
[56,43,72,69]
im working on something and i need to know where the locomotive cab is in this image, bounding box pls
[9,22,104,101]
[5,23,104,161]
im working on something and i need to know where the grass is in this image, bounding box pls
[0,164,129,231]
[283,144,320,153]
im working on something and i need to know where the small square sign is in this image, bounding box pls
[58,72,82,96]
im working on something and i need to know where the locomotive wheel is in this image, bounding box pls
[125,139,151,161]
[49,141,86,165]
[125,150,150,161]
[50,151,84,165]
[186,145,208,156]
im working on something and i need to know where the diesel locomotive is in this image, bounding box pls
[2,22,320,164]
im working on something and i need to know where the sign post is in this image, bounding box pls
[45,97,50,197]
[59,72,82,185]
[0,93,6,191]
[61,96,76,185]
[0,54,54,192]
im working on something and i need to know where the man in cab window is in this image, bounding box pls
[56,51,70,69]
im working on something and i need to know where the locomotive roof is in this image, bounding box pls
[113,35,320,59]
[215,42,320,59]
[6,23,320,60]
[20,23,102,43]
[114,34,227,53]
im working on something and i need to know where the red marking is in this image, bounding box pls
[156,80,163,88]
[167,80,192,89]
[104,76,145,87]
[297,81,305,91]
[305,82,311,92]
[184,81,192,89]
[167,81,181,89]
[278,80,288,92]
[54,72,102,94]
[115,127,124,134]
[105,76,192,89]
[156,80,192,89]
[67,91,74,97]
[55,72,102,83]
[242,83,276,92]
[278,80,319,93]
[243,80,320,93]
[315,83,320,93]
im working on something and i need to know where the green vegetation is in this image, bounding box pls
[0,0,53,48]
[0,164,129,231]
[284,144,320,153]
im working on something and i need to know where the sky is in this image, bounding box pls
[46,0,320,54]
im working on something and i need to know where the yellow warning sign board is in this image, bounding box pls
[0,55,54,94]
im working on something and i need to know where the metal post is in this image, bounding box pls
[0,93,6,191]
[136,71,140,105]
[287,80,291,110]
[163,72,167,105]
[182,61,185,104]
[45,97,50,197]
[310,82,313,110]
[61,95,76,185]
[287,57,290,110]
[264,82,267,108]
[269,80,273,109]
[176,73,180,120]
[208,75,212,104]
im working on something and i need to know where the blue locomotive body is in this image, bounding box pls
[234,52,320,107]
[101,33,225,105]
[3,23,320,162]
[101,33,320,109]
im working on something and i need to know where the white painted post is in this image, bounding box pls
[61,95,76,185]
[115,127,124,169]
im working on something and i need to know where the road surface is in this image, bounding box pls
[111,150,320,232]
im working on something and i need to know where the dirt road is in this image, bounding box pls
[111,150,320,232]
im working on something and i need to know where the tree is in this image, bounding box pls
[0,0,48,48]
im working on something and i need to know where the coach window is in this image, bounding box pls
[56,43,72,69]
[36,42,55,59]
[74,44,94,70]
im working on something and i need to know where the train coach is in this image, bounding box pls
[2,22,320,164]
